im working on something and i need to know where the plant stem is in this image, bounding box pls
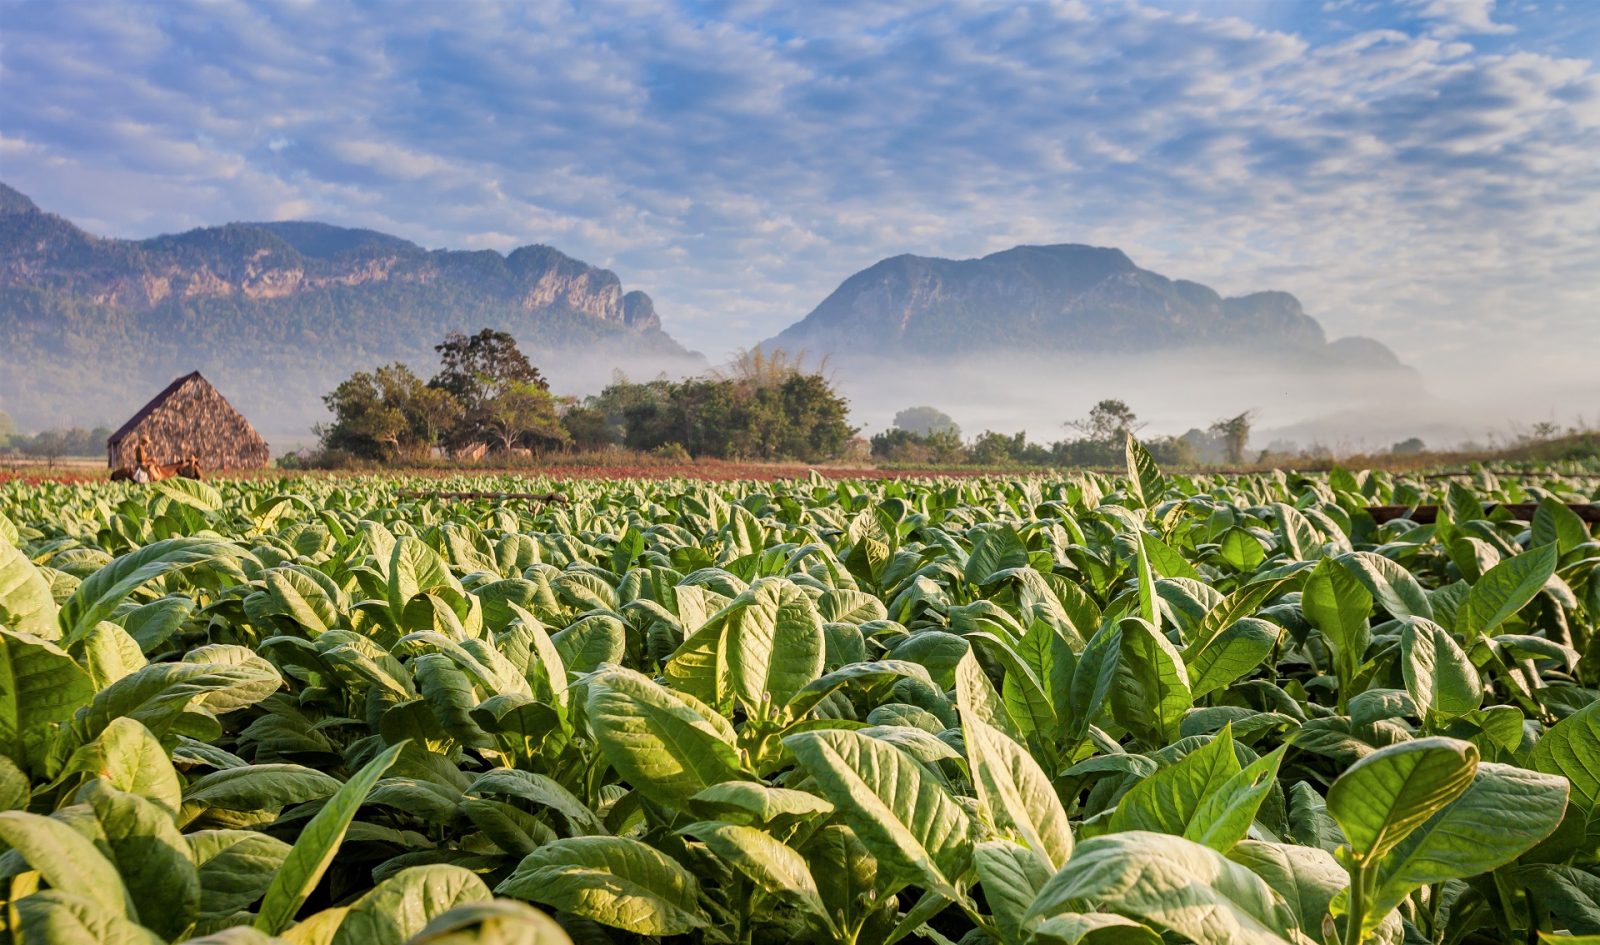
[1343,860,1368,945]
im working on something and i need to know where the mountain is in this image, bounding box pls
[0,183,701,434]
[762,243,1407,370]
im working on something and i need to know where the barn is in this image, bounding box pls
[107,372,271,472]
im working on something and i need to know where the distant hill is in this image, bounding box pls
[762,243,1407,371]
[0,182,700,433]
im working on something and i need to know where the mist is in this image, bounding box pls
[815,347,1598,457]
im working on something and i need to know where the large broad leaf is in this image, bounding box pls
[188,829,293,918]
[1112,726,1240,838]
[388,538,463,619]
[86,782,201,939]
[1400,619,1482,721]
[0,628,95,774]
[1030,912,1162,944]
[1458,543,1559,638]
[183,763,343,813]
[1186,618,1280,700]
[1110,617,1191,745]
[1534,700,1600,814]
[254,740,405,933]
[584,665,744,810]
[1124,436,1165,508]
[1302,558,1372,689]
[784,728,973,899]
[958,660,1073,869]
[973,839,1054,944]
[1334,552,1431,621]
[405,900,574,944]
[1326,737,1478,863]
[10,890,163,945]
[664,577,825,713]
[331,864,493,945]
[60,538,244,643]
[0,538,59,639]
[0,808,133,919]
[1351,763,1567,936]
[496,835,709,935]
[679,820,835,934]
[1024,831,1298,945]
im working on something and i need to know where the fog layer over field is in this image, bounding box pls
[819,347,1595,455]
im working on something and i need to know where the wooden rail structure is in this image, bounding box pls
[1365,503,1600,525]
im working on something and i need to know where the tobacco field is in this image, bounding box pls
[1,445,1599,945]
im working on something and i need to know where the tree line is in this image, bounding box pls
[316,332,856,464]
[870,400,1259,467]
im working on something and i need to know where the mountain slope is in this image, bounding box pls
[763,243,1405,369]
[0,183,700,433]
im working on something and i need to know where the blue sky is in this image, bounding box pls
[2,0,1597,382]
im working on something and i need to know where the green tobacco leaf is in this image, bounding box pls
[331,864,492,945]
[784,727,973,899]
[1111,617,1191,745]
[60,538,244,643]
[406,900,574,944]
[0,628,96,774]
[1025,831,1298,945]
[11,890,163,945]
[387,538,463,618]
[1112,726,1240,837]
[1458,543,1559,638]
[960,688,1073,869]
[1303,558,1372,670]
[1124,436,1164,508]
[0,537,59,639]
[188,828,293,918]
[681,820,835,933]
[1534,700,1600,814]
[665,577,825,713]
[0,808,133,920]
[1228,839,1350,937]
[1326,736,1478,862]
[973,839,1053,944]
[1066,623,1121,747]
[1030,912,1162,944]
[1400,619,1482,721]
[496,835,709,935]
[183,763,343,813]
[1186,618,1280,700]
[584,665,744,810]
[86,782,201,940]
[1355,763,1567,934]
[1335,551,1431,621]
[254,740,405,934]
[1187,746,1286,852]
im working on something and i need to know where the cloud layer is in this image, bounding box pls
[3,0,1597,406]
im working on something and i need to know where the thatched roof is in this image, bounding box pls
[108,372,270,470]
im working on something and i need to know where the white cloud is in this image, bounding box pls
[0,0,1595,402]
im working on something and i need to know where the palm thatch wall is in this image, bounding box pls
[107,372,270,470]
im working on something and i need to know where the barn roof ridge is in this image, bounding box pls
[107,370,208,446]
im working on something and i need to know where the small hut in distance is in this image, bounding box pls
[108,372,270,472]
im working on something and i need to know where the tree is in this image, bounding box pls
[431,329,546,413]
[970,430,1024,466]
[0,410,14,447]
[320,363,460,460]
[479,381,570,454]
[893,406,960,438]
[1208,411,1254,465]
[1067,399,1141,445]
[561,405,614,451]
[1391,436,1426,456]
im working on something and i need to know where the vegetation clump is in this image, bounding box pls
[0,443,1595,943]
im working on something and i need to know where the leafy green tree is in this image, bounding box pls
[320,363,459,460]
[561,404,614,451]
[479,381,570,454]
[0,410,14,447]
[1391,436,1426,456]
[893,406,960,438]
[1068,398,1141,445]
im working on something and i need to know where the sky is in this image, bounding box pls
[2,0,1598,406]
